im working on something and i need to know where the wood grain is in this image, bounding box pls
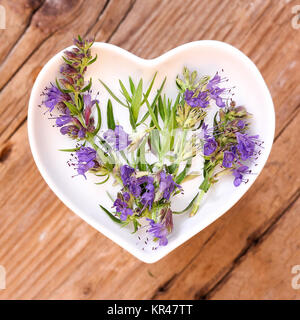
[0,0,299,300]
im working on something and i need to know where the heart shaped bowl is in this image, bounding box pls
[28,41,275,263]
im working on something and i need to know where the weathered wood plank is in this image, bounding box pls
[211,195,300,300]
[0,0,44,66]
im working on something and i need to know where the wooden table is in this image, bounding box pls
[0,0,299,300]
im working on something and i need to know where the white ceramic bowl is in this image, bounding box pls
[28,41,275,263]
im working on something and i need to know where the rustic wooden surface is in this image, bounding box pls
[0,0,299,300]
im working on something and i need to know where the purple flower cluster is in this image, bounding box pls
[59,37,94,92]
[201,115,261,187]
[184,89,209,108]
[158,171,181,201]
[75,147,98,178]
[104,125,131,151]
[146,218,168,246]
[120,165,155,210]
[113,192,133,221]
[184,72,227,109]
[207,73,226,108]
[43,83,71,112]
[54,93,97,139]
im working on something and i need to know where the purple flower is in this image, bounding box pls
[83,94,98,126]
[123,192,130,202]
[76,147,97,178]
[158,171,180,201]
[56,108,72,127]
[184,89,209,108]
[128,178,142,197]
[209,87,226,108]
[60,125,79,137]
[137,176,155,210]
[203,138,218,156]
[237,120,245,129]
[206,73,226,108]
[207,73,221,91]
[104,125,131,151]
[236,132,258,161]
[146,218,168,246]
[120,165,135,186]
[43,84,70,112]
[232,165,250,187]
[113,198,133,221]
[222,151,235,168]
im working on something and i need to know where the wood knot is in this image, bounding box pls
[0,144,12,163]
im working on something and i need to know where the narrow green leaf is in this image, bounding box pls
[93,101,102,135]
[129,108,136,130]
[176,159,192,184]
[129,77,135,94]
[144,98,161,131]
[173,192,199,214]
[64,101,79,115]
[58,146,81,152]
[100,205,124,224]
[99,80,129,108]
[141,72,157,105]
[81,78,92,92]
[62,56,73,66]
[87,54,98,65]
[136,111,150,126]
[107,99,115,130]
[119,80,132,103]
[95,175,109,185]
[158,96,165,121]
[132,219,141,234]
[131,79,143,122]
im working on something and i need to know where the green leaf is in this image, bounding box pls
[81,78,92,92]
[93,101,102,135]
[136,111,150,126]
[107,99,115,130]
[167,163,178,174]
[119,80,132,103]
[62,56,73,66]
[176,159,192,184]
[77,94,84,112]
[129,77,135,94]
[158,96,165,121]
[100,205,124,224]
[173,192,199,214]
[129,108,136,130]
[95,175,109,185]
[64,101,79,115]
[132,219,141,234]
[131,79,143,122]
[141,72,157,105]
[58,146,81,152]
[87,54,98,65]
[144,98,161,131]
[78,35,83,42]
[99,80,129,108]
